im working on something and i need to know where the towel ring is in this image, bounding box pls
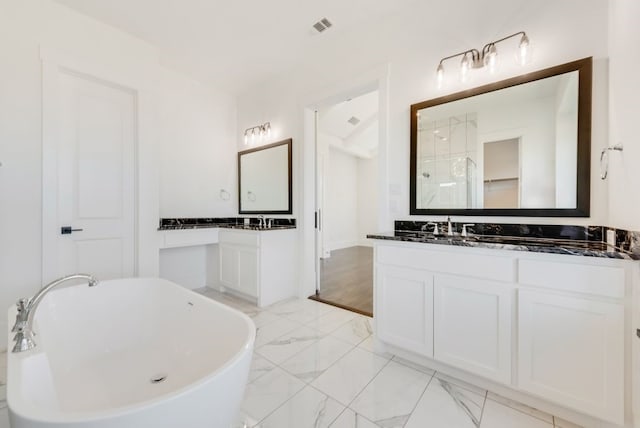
[600,144,623,180]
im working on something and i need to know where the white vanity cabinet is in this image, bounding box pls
[433,274,513,384]
[376,264,434,356]
[373,240,632,426]
[517,259,626,425]
[218,228,296,307]
[374,243,515,384]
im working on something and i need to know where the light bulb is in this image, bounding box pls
[460,54,470,82]
[251,129,256,143]
[436,63,444,88]
[517,33,530,66]
[485,44,497,73]
[244,132,248,145]
[265,123,271,138]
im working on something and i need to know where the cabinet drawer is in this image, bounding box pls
[519,259,625,299]
[162,229,219,248]
[218,230,260,247]
[377,245,515,282]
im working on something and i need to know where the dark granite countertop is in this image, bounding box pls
[160,223,296,231]
[158,217,296,231]
[367,230,639,260]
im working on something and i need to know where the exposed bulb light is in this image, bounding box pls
[460,54,470,82]
[436,63,444,88]
[243,122,273,146]
[517,33,530,66]
[435,31,530,88]
[485,43,497,73]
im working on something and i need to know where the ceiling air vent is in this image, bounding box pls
[347,116,360,126]
[312,18,333,33]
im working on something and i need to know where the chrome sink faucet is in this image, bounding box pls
[447,216,454,236]
[421,222,439,235]
[12,273,98,353]
[257,215,265,228]
[461,223,476,237]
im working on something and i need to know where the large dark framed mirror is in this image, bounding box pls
[238,138,293,214]
[410,57,592,217]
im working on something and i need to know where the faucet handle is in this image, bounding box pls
[12,298,30,332]
[461,224,476,237]
[17,297,30,310]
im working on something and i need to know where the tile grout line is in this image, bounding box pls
[399,370,436,428]
[251,380,307,427]
[249,325,373,426]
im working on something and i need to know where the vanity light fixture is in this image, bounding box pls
[243,122,271,145]
[436,31,531,88]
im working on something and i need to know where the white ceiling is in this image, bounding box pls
[52,0,420,92]
[319,90,379,159]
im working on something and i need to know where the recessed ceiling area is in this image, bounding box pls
[51,0,419,92]
[318,90,379,159]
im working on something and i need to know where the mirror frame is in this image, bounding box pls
[238,138,293,215]
[409,57,592,217]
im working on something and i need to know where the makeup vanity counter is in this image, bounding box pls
[157,217,296,249]
[367,222,640,427]
[158,217,297,307]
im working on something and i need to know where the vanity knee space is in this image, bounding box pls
[373,242,628,425]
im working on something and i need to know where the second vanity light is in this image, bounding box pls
[436,31,530,88]
[244,122,271,145]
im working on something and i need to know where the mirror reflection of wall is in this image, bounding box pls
[414,69,580,211]
[483,139,520,208]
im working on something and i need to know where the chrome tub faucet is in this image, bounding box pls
[12,274,98,353]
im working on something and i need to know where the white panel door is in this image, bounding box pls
[433,274,512,384]
[375,264,433,356]
[53,72,135,281]
[518,289,624,424]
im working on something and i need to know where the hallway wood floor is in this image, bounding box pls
[309,246,373,316]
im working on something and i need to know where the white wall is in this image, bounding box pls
[158,72,237,217]
[235,0,610,298]
[325,146,359,251]
[0,0,237,349]
[357,156,378,246]
[608,0,640,231]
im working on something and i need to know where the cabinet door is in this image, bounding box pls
[433,274,512,384]
[518,290,624,424]
[237,246,258,298]
[375,265,433,356]
[219,243,238,288]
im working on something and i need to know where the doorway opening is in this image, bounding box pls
[309,89,379,316]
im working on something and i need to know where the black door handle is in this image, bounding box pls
[61,226,83,235]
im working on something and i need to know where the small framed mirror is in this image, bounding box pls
[238,138,292,214]
[410,57,592,217]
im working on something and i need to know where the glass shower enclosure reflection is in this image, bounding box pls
[416,113,478,209]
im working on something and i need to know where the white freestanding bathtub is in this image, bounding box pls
[7,278,255,428]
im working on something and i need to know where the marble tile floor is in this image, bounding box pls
[0,289,584,428]
[194,288,584,428]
